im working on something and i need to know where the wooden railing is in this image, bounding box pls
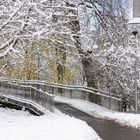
[0,81,54,115]
[0,79,122,112]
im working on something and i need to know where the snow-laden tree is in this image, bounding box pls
[0,0,79,57]
[0,0,84,84]
[58,0,131,103]
[0,0,136,106]
[76,0,139,107]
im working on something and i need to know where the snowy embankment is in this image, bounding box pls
[0,107,101,140]
[55,96,140,130]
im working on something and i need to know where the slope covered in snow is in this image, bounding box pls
[0,107,101,140]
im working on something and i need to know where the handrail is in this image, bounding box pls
[0,78,109,93]
[0,78,122,111]
[0,81,54,115]
[0,78,121,101]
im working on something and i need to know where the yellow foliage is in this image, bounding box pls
[16,63,38,80]
[1,39,83,84]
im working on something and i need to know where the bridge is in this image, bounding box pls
[1,78,140,140]
[0,80,54,115]
[0,78,122,115]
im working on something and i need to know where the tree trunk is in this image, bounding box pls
[55,46,66,84]
[69,16,101,104]
[82,57,101,103]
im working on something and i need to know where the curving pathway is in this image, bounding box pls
[55,102,140,140]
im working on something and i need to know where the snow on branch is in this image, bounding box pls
[0,0,27,32]
[0,38,18,59]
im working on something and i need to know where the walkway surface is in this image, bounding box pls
[55,102,140,140]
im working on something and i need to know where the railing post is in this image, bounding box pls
[119,99,123,112]
[108,96,111,110]
[83,91,85,100]
[70,89,72,98]
[52,87,54,94]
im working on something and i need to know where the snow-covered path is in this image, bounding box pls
[0,107,101,140]
[55,102,140,140]
[55,96,140,129]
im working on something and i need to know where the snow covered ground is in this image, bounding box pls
[55,96,140,130]
[0,107,101,140]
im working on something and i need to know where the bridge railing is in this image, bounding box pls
[1,79,122,112]
[0,81,54,113]
[0,78,122,111]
